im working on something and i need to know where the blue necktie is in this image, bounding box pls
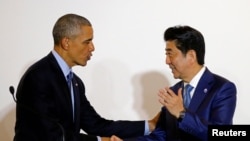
[67,71,73,88]
[183,84,193,108]
[67,71,75,121]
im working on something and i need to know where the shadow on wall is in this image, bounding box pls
[0,61,36,141]
[0,103,15,141]
[132,71,170,119]
[0,61,37,141]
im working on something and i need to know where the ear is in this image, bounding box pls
[61,37,69,50]
[187,50,196,63]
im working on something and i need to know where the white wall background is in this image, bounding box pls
[1,0,250,140]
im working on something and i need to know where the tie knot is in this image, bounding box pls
[183,84,193,108]
[67,71,73,89]
[67,71,73,82]
[185,84,193,93]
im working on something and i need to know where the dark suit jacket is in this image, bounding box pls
[125,68,237,141]
[14,52,145,141]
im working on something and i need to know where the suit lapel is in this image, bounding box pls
[48,52,76,124]
[72,76,80,130]
[188,69,214,111]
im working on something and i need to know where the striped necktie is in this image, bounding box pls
[67,71,75,121]
[183,84,193,108]
[67,71,73,89]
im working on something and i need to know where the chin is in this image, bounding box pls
[78,62,87,67]
[173,74,180,79]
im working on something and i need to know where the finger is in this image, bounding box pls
[159,98,165,105]
[177,87,183,99]
[158,92,167,103]
[158,89,167,99]
[164,87,175,97]
[158,94,168,105]
[159,88,166,95]
[158,93,166,102]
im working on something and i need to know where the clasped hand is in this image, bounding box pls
[101,111,161,141]
[158,87,184,118]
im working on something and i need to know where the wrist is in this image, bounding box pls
[148,120,154,132]
[177,109,186,122]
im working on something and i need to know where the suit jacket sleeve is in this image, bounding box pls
[123,69,237,141]
[178,81,237,140]
[75,76,145,139]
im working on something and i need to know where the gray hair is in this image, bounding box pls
[52,13,92,45]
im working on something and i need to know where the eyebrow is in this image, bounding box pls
[83,38,93,43]
[165,48,172,52]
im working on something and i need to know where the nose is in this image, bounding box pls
[165,56,171,65]
[89,42,95,52]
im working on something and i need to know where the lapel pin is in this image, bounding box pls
[204,88,208,94]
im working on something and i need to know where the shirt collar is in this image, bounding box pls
[187,66,206,88]
[51,50,72,79]
[183,66,206,97]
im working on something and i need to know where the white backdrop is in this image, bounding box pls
[1,0,250,140]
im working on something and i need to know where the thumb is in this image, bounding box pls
[111,135,121,141]
[177,87,183,99]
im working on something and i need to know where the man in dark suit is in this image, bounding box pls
[13,13,159,141]
[111,25,237,141]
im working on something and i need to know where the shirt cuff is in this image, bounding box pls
[97,136,101,141]
[144,120,150,135]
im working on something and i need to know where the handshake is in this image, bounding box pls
[102,135,122,141]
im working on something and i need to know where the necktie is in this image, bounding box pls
[67,71,75,121]
[183,84,193,108]
[67,71,73,89]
